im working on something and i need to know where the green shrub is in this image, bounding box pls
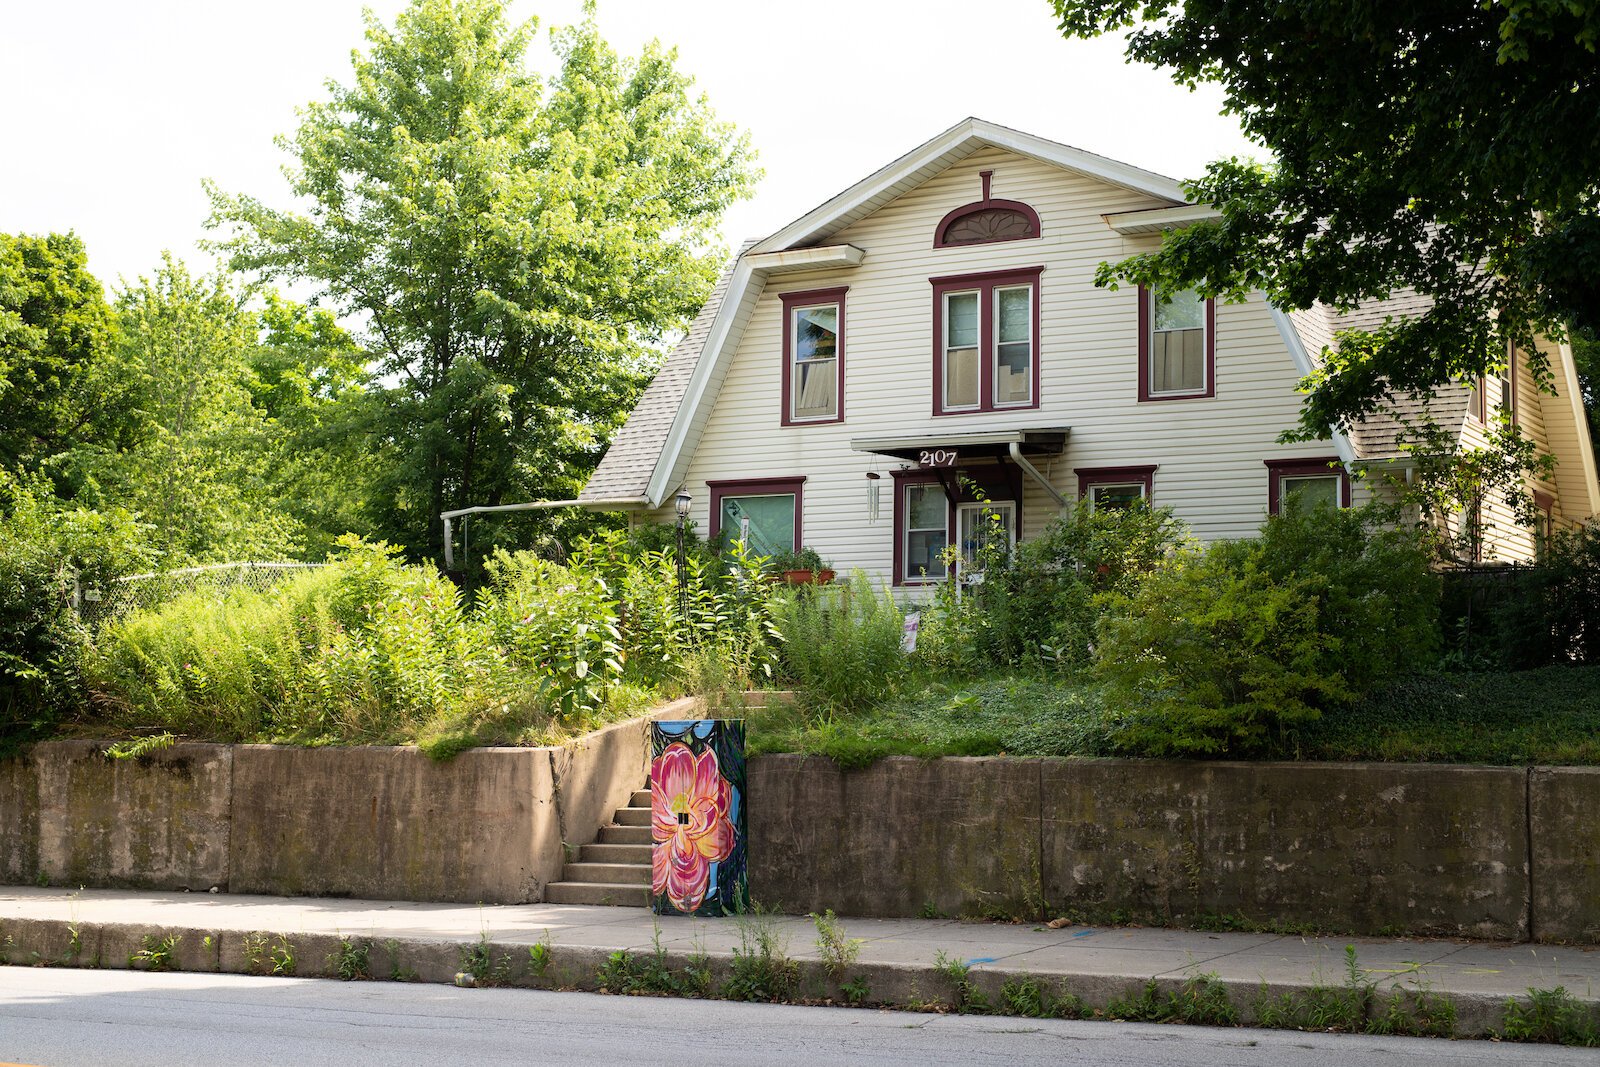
[916,501,1186,676]
[1096,504,1439,755]
[0,481,151,750]
[774,573,906,713]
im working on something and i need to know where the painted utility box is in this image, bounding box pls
[649,719,748,916]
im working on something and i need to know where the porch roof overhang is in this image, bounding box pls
[849,427,1070,462]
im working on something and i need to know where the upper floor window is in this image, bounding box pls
[1138,286,1215,401]
[933,169,1041,249]
[931,267,1042,415]
[1499,346,1517,422]
[780,287,846,426]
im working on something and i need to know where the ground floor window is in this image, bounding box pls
[707,477,805,556]
[1264,458,1348,515]
[1076,465,1157,512]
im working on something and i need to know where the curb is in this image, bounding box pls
[0,915,1588,1043]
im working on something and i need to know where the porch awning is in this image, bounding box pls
[848,427,1070,463]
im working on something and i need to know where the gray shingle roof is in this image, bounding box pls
[580,244,753,503]
[1285,290,1474,462]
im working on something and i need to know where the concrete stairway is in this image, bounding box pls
[544,787,652,907]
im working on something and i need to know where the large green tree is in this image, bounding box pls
[207,0,757,562]
[1052,0,1600,441]
[0,232,139,492]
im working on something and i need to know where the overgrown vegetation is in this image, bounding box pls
[72,534,777,753]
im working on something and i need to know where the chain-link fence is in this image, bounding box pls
[77,562,327,627]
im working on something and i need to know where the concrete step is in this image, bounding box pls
[629,789,652,808]
[544,881,649,907]
[614,806,652,827]
[562,862,650,886]
[597,825,651,846]
[580,842,651,864]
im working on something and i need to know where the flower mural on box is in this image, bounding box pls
[649,720,747,916]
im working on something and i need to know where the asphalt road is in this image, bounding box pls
[0,968,1591,1067]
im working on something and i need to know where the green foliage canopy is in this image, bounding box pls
[0,232,137,491]
[207,0,759,562]
[1051,0,1600,440]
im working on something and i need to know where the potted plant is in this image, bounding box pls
[767,547,835,585]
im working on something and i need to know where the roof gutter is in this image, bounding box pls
[440,497,647,570]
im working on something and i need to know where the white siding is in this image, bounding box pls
[653,147,1347,581]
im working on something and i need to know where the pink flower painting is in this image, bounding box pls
[651,741,736,912]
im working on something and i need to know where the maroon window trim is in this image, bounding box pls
[932,170,1042,249]
[1264,458,1350,514]
[1471,375,1487,423]
[780,287,847,427]
[1075,465,1157,504]
[1137,286,1216,402]
[706,476,806,548]
[891,465,1022,586]
[930,266,1044,416]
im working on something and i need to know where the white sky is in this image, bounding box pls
[0,0,1260,294]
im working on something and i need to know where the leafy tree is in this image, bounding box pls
[1051,0,1600,441]
[103,257,301,562]
[0,232,138,492]
[1575,327,1600,445]
[207,0,758,563]
[248,294,379,558]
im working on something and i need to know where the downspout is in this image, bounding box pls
[1009,441,1067,510]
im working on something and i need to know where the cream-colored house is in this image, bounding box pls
[579,118,1600,581]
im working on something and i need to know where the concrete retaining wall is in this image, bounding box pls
[5,733,1596,941]
[0,703,673,904]
[748,756,1585,943]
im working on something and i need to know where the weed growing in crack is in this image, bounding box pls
[722,912,798,1002]
[1498,986,1600,1047]
[1104,973,1236,1026]
[840,974,872,1007]
[811,910,863,978]
[129,934,181,972]
[383,939,417,982]
[933,950,990,1014]
[527,934,553,981]
[458,932,511,987]
[269,935,296,976]
[329,937,373,981]
[1000,975,1086,1020]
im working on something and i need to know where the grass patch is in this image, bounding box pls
[748,667,1600,766]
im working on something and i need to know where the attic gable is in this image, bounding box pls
[752,117,1187,254]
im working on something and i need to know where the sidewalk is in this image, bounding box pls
[3,887,1596,1039]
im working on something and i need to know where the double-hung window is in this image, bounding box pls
[780,288,846,426]
[1265,459,1348,515]
[931,268,1042,415]
[1138,286,1214,400]
[902,483,949,582]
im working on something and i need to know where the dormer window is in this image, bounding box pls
[933,170,1041,249]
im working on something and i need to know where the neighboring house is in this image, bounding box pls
[579,118,1600,582]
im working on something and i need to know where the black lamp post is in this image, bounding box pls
[675,489,692,620]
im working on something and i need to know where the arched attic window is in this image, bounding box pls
[934,170,1041,249]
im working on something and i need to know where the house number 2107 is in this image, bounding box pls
[918,449,958,468]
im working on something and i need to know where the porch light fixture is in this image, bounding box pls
[675,489,693,520]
